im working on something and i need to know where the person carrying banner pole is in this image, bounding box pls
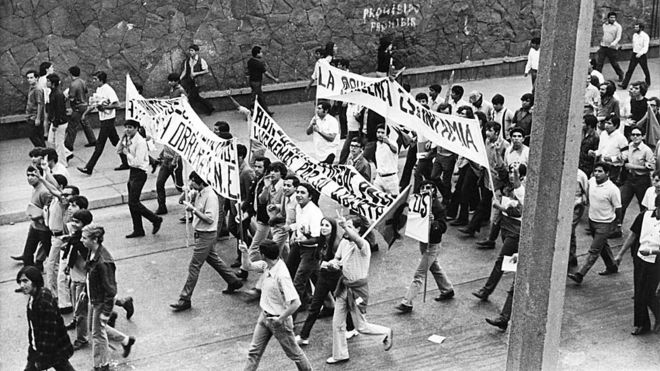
[395,180,454,313]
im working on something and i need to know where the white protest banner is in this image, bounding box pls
[125,75,240,200]
[314,61,489,169]
[249,100,395,222]
[405,193,431,243]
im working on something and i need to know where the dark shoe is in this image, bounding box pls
[155,207,168,215]
[230,260,241,268]
[598,267,618,276]
[236,269,248,281]
[179,216,193,223]
[72,338,88,350]
[66,154,74,162]
[476,240,496,249]
[618,84,627,89]
[318,307,334,318]
[568,258,578,267]
[60,306,73,315]
[125,231,145,238]
[383,329,393,351]
[631,326,649,336]
[77,167,92,175]
[450,220,468,227]
[108,311,118,328]
[151,161,159,174]
[170,299,191,312]
[152,217,163,234]
[84,142,97,148]
[472,288,490,301]
[10,255,24,262]
[222,281,243,294]
[114,164,130,171]
[123,296,134,320]
[567,272,583,284]
[370,243,379,252]
[458,227,475,237]
[435,290,455,301]
[485,317,508,331]
[65,319,77,330]
[122,336,136,357]
[395,303,413,313]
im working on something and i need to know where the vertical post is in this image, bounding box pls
[506,0,594,370]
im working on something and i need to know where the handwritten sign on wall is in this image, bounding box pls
[362,3,421,32]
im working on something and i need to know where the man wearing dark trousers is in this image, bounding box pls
[117,120,162,238]
[247,46,279,115]
[596,12,624,81]
[170,172,243,312]
[77,71,128,175]
[25,70,46,148]
[180,44,214,115]
[64,65,96,153]
[620,22,651,89]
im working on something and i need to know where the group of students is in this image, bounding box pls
[12,146,136,371]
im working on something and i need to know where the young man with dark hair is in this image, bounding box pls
[307,101,340,164]
[180,44,214,115]
[65,65,96,152]
[589,116,628,184]
[16,265,74,371]
[46,74,71,166]
[347,138,371,181]
[240,239,312,370]
[167,72,186,98]
[492,94,514,139]
[448,85,468,115]
[247,45,279,115]
[25,70,46,147]
[170,172,243,312]
[596,12,624,81]
[524,37,541,90]
[579,114,600,176]
[620,22,651,89]
[428,84,443,111]
[11,166,53,270]
[244,157,272,268]
[82,223,135,370]
[77,71,128,175]
[268,174,300,262]
[627,81,649,134]
[511,93,534,145]
[617,127,654,233]
[568,162,622,284]
[374,123,399,195]
[117,120,162,238]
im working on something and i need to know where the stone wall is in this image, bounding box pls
[0,0,655,116]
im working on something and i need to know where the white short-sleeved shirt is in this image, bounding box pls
[90,84,118,121]
[50,162,70,179]
[335,238,370,281]
[252,259,299,315]
[596,130,628,166]
[375,130,399,175]
[311,114,340,161]
[294,201,323,239]
[505,145,529,168]
[641,186,658,211]
[588,178,622,223]
[346,103,362,132]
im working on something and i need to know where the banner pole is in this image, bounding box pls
[183,159,190,249]
[423,194,432,303]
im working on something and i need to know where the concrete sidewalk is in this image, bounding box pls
[1,58,658,225]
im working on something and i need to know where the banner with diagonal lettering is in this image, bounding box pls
[125,75,240,200]
[314,60,489,169]
[249,100,396,222]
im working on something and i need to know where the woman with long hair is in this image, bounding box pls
[376,38,393,77]
[296,217,355,345]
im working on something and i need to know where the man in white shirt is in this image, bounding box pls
[568,162,622,284]
[620,22,651,89]
[77,71,128,175]
[589,116,628,184]
[492,94,514,139]
[117,120,163,238]
[524,37,540,91]
[374,124,399,195]
[505,127,529,168]
[584,74,601,110]
[429,84,444,111]
[596,12,624,81]
[469,90,494,121]
[448,85,469,115]
[240,240,312,370]
[306,101,339,164]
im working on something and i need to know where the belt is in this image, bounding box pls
[52,231,64,237]
[378,172,396,177]
[264,311,279,318]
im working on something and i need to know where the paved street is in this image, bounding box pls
[1,60,659,370]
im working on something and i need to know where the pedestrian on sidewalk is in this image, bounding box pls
[46,74,71,167]
[620,22,651,89]
[524,37,540,92]
[170,171,243,312]
[64,65,96,154]
[596,12,624,82]
[117,119,163,238]
[240,240,312,371]
[77,71,128,175]
[180,44,214,116]
[25,70,46,147]
[16,265,75,371]
[247,46,279,115]
[396,180,454,313]
[82,223,135,370]
[326,215,393,365]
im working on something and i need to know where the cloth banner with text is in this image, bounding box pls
[249,100,396,222]
[314,60,489,169]
[125,75,240,201]
[404,193,431,243]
